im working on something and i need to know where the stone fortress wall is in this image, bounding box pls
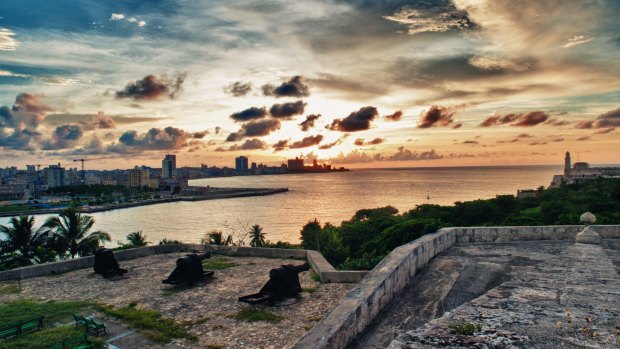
[292,224,620,349]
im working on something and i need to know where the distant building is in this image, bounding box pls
[128,166,150,188]
[162,154,176,179]
[516,189,539,199]
[43,164,65,188]
[288,157,304,171]
[550,151,620,188]
[235,156,249,174]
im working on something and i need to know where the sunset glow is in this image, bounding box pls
[1,0,619,169]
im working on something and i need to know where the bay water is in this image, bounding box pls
[0,165,561,245]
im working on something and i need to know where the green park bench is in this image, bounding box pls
[0,316,44,339]
[72,314,106,336]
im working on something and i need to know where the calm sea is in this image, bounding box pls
[0,166,561,245]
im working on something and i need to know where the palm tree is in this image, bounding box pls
[249,224,266,247]
[43,206,110,258]
[0,215,48,265]
[201,231,233,246]
[126,231,148,247]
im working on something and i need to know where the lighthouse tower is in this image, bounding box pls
[564,151,571,176]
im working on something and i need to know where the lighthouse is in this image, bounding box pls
[564,151,571,176]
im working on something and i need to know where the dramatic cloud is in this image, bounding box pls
[290,134,323,149]
[272,139,289,152]
[384,111,402,122]
[383,3,474,35]
[0,93,54,130]
[512,111,549,126]
[226,119,281,141]
[299,114,321,131]
[230,107,268,122]
[224,81,252,97]
[0,27,19,51]
[329,147,442,164]
[42,124,84,150]
[354,137,384,146]
[593,127,615,134]
[318,138,343,150]
[269,101,306,119]
[110,126,205,152]
[593,106,620,128]
[562,35,595,48]
[418,106,457,128]
[116,73,187,101]
[262,76,309,98]
[574,108,618,129]
[90,112,116,129]
[479,111,549,127]
[219,138,267,151]
[327,106,378,132]
[545,118,570,126]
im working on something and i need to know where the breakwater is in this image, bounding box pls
[0,187,288,218]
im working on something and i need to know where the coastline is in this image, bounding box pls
[0,187,288,218]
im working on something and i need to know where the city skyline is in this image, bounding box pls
[1,1,619,170]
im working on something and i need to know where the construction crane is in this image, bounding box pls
[73,158,91,183]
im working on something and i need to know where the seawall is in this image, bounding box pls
[0,187,288,218]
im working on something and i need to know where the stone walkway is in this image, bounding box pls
[351,240,619,349]
[0,253,353,349]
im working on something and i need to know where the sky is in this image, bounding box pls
[0,0,619,170]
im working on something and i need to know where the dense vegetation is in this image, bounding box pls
[299,178,620,270]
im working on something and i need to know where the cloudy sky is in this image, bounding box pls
[1,0,619,169]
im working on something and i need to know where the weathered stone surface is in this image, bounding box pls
[0,253,353,349]
[386,241,619,349]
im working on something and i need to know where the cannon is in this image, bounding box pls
[239,263,310,305]
[162,252,214,285]
[93,248,128,278]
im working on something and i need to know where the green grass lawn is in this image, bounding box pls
[202,256,239,270]
[0,281,20,295]
[0,325,95,349]
[96,302,196,344]
[0,300,194,346]
[0,301,105,349]
[0,300,93,324]
[229,308,283,322]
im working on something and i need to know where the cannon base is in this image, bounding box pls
[238,293,276,305]
[100,268,128,279]
[162,270,214,285]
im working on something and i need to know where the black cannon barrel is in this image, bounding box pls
[239,262,310,305]
[93,248,127,278]
[162,252,214,285]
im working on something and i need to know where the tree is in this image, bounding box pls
[0,215,49,265]
[126,231,148,247]
[201,231,233,246]
[249,224,266,247]
[300,219,322,250]
[43,206,110,258]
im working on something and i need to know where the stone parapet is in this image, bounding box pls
[293,228,456,349]
[293,224,620,349]
[453,225,620,243]
[0,244,199,281]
